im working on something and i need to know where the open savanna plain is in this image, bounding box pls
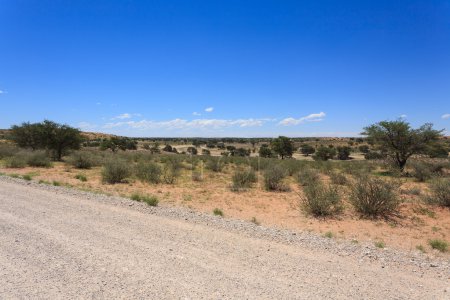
[1,143,449,256]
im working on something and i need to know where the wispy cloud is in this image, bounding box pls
[78,122,97,130]
[192,112,201,116]
[442,113,450,120]
[278,112,326,126]
[111,113,141,120]
[205,107,214,113]
[0,90,5,94]
[103,118,268,131]
[399,114,407,119]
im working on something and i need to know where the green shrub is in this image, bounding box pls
[75,174,87,182]
[336,146,351,160]
[102,160,131,184]
[364,151,385,160]
[52,180,61,186]
[206,157,223,172]
[426,178,450,207]
[130,193,159,206]
[301,182,342,217]
[162,163,181,184]
[375,241,385,248]
[264,164,289,191]
[0,144,19,159]
[4,155,27,168]
[281,160,302,176]
[135,162,161,184]
[350,176,400,218]
[313,146,336,161]
[68,151,98,169]
[22,174,32,181]
[27,151,52,168]
[231,168,257,191]
[296,168,319,186]
[329,171,347,185]
[213,208,223,216]
[409,161,433,182]
[428,239,448,252]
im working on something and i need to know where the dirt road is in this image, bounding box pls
[0,178,448,299]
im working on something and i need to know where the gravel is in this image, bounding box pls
[0,175,449,299]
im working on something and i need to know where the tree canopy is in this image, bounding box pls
[362,120,443,171]
[271,136,294,159]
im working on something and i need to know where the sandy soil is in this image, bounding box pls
[1,163,448,255]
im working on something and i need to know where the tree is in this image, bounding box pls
[300,144,315,156]
[10,122,43,150]
[100,137,137,152]
[358,145,370,153]
[336,146,351,160]
[10,120,82,160]
[362,121,443,171]
[163,144,173,152]
[271,136,294,159]
[259,145,274,158]
[187,146,198,155]
[313,146,336,161]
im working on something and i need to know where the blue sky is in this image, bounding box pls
[0,0,449,137]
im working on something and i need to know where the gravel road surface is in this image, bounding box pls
[0,176,448,299]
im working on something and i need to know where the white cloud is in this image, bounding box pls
[103,118,268,131]
[111,113,144,120]
[78,122,97,130]
[442,114,450,120]
[205,107,214,113]
[192,112,201,116]
[399,114,407,119]
[0,90,5,94]
[278,112,326,126]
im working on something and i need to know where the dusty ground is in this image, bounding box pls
[1,162,449,255]
[0,177,448,299]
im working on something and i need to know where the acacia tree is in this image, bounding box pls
[300,144,315,156]
[10,120,82,160]
[271,136,294,159]
[362,121,443,171]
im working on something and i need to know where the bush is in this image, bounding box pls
[102,160,131,184]
[231,168,257,191]
[301,182,342,217]
[0,144,18,159]
[313,146,336,161]
[264,164,289,191]
[428,239,448,252]
[191,171,203,181]
[135,162,162,184]
[426,178,450,207]
[162,163,181,184]
[364,151,385,160]
[206,157,223,172]
[329,171,347,185]
[27,151,52,168]
[213,208,223,216]
[75,174,87,182]
[4,155,27,168]
[409,161,433,182]
[130,193,159,206]
[350,176,400,218]
[336,146,351,160]
[68,152,99,169]
[296,168,319,186]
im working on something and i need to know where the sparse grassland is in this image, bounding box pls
[1,141,449,254]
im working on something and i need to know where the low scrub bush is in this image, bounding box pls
[27,151,52,168]
[191,170,203,181]
[205,157,224,172]
[213,208,223,216]
[428,239,448,252]
[329,171,347,185]
[75,174,87,182]
[301,181,342,217]
[130,193,159,206]
[350,176,400,218]
[162,163,181,184]
[4,154,28,168]
[135,162,161,184]
[426,178,450,207]
[264,164,289,191]
[0,144,19,159]
[231,168,257,191]
[409,161,433,182]
[296,168,320,186]
[102,160,131,184]
[68,151,100,169]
